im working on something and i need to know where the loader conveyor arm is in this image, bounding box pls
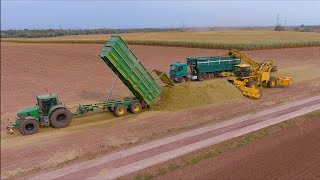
[228,49,260,70]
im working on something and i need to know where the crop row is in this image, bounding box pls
[2,39,320,50]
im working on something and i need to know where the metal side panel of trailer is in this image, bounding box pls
[99,36,162,106]
[186,56,241,73]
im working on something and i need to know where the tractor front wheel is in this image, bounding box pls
[50,108,73,128]
[20,118,39,135]
[114,105,127,117]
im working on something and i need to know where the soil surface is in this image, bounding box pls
[1,43,320,179]
[1,43,320,120]
[158,119,320,180]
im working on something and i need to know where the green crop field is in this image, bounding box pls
[2,30,320,50]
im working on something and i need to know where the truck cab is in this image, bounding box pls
[170,62,188,83]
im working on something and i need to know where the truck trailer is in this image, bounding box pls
[170,56,241,83]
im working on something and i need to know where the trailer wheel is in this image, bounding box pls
[114,105,127,117]
[268,77,277,88]
[50,108,73,128]
[20,118,39,135]
[129,102,142,114]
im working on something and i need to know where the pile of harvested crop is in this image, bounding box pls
[152,78,244,111]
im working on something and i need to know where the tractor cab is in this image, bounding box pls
[234,64,251,77]
[170,62,188,81]
[37,94,60,116]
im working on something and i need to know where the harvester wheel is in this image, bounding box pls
[268,77,277,88]
[114,105,127,117]
[246,80,257,89]
[20,118,39,135]
[50,108,73,128]
[129,102,142,114]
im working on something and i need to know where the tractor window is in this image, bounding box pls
[40,99,51,115]
[37,98,42,107]
[234,66,250,77]
[51,98,57,106]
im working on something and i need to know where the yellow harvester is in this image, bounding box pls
[227,49,293,99]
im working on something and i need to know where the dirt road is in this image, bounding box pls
[158,119,320,180]
[28,95,320,179]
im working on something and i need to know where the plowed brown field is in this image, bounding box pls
[157,119,320,180]
[1,43,320,179]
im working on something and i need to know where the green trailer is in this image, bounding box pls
[77,36,174,116]
[170,56,241,83]
[6,36,173,135]
[99,36,172,106]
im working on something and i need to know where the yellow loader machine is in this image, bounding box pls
[227,49,293,99]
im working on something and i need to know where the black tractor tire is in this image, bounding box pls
[268,77,277,88]
[20,118,39,135]
[180,77,187,83]
[114,104,127,117]
[50,108,73,128]
[246,80,258,89]
[129,102,142,114]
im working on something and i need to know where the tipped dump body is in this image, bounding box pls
[99,36,162,105]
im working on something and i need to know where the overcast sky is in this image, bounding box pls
[1,1,320,30]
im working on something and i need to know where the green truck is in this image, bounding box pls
[6,36,173,135]
[170,56,241,83]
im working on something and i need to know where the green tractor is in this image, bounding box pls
[6,94,73,135]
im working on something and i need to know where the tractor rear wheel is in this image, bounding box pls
[129,102,142,114]
[114,105,127,117]
[20,118,39,135]
[50,108,73,128]
[268,77,277,88]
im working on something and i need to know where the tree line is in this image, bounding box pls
[1,25,319,38]
[0,28,185,38]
